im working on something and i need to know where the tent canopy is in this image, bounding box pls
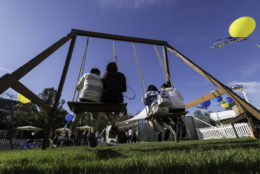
[56,128,71,132]
[16,125,42,131]
[124,107,148,123]
[77,125,93,130]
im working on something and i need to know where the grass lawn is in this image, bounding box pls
[0,138,260,174]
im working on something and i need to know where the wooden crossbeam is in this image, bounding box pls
[185,89,225,109]
[222,112,247,124]
[167,44,260,121]
[72,29,168,46]
[11,81,52,112]
[0,33,74,95]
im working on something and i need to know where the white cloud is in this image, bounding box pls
[0,66,11,73]
[227,81,260,109]
[99,0,174,9]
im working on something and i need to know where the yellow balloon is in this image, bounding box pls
[221,102,229,108]
[17,93,31,104]
[229,16,256,37]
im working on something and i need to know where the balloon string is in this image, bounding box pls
[211,37,247,48]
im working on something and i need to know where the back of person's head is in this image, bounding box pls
[147,85,158,92]
[161,83,173,89]
[90,68,101,76]
[106,62,118,74]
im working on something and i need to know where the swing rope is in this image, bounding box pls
[154,45,172,85]
[132,43,151,117]
[72,37,89,102]
[113,40,136,100]
[113,40,119,69]
[132,43,146,96]
[154,45,166,81]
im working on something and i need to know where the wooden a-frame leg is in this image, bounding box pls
[231,123,239,138]
[246,113,258,139]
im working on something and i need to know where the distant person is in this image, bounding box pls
[125,129,129,143]
[132,131,137,143]
[142,85,170,142]
[76,68,103,102]
[128,128,133,142]
[101,62,127,135]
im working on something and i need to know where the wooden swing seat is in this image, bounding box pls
[67,101,127,114]
[146,110,188,120]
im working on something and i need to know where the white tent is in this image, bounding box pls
[16,125,42,131]
[123,107,148,123]
[209,110,236,122]
[77,125,93,130]
[56,128,71,132]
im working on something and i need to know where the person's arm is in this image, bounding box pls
[76,75,85,91]
[142,93,149,105]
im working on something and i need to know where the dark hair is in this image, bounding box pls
[90,68,100,76]
[161,83,172,89]
[147,85,158,92]
[105,62,118,74]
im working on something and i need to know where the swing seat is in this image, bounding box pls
[146,110,188,120]
[67,101,127,114]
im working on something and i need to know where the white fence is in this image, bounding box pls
[196,123,252,140]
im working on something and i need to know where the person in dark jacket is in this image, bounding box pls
[101,62,127,134]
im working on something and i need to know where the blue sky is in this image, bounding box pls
[0,0,260,115]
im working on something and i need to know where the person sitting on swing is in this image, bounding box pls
[101,62,127,135]
[160,83,186,138]
[142,85,171,141]
[76,68,103,102]
[76,68,103,146]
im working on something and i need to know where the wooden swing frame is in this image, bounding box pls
[1,29,260,149]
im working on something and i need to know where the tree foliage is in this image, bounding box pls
[1,88,68,140]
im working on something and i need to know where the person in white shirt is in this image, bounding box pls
[128,128,133,142]
[76,68,103,102]
[161,83,186,138]
[160,83,185,111]
[142,85,170,142]
[76,68,103,146]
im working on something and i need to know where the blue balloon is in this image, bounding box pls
[226,97,234,104]
[215,96,223,102]
[200,100,211,108]
[65,114,74,122]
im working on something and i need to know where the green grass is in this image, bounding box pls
[0,138,260,174]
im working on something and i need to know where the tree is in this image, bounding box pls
[37,88,68,138]
[5,88,68,148]
[0,93,23,149]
